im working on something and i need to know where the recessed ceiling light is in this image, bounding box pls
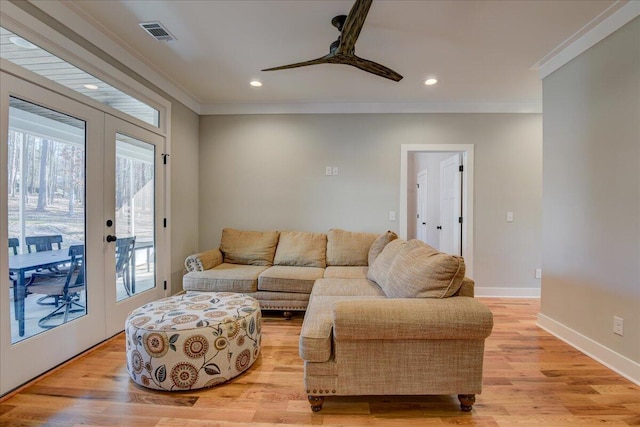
[83,84,99,90]
[424,78,438,86]
[250,80,262,87]
[9,36,38,50]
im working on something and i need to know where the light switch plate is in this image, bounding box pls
[332,166,339,176]
[507,211,514,222]
[389,211,396,221]
[325,166,332,176]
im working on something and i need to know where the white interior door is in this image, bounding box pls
[439,154,461,255]
[1,72,106,394]
[416,170,428,243]
[103,115,165,336]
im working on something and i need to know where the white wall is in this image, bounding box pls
[540,17,639,374]
[199,113,542,293]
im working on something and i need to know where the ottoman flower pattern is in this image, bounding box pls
[125,292,261,391]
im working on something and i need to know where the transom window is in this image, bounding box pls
[0,27,160,127]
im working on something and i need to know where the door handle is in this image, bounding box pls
[106,235,118,242]
[422,222,426,225]
[437,226,442,230]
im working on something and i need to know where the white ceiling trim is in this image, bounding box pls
[31,0,201,114]
[538,0,639,79]
[201,101,542,116]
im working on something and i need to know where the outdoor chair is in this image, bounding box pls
[25,235,63,253]
[8,238,21,319]
[25,234,65,306]
[27,245,85,329]
[116,236,136,296]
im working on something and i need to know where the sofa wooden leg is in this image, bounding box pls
[308,395,324,412]
[458,394,476,412]
[283,311,293,320]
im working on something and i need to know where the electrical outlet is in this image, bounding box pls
[389,211,396,221]
[613,316,624,336]
[506,211,514,222]
[332,166,339,176]
[325,166,332,176]
[535,269,542,279]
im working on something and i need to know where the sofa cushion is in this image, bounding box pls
[323,266,368,279]
[182,263,269,293]
[273,231,327,268]
[368,230,398,265]
[258,266,324,294]
[326,229,378,266]
[311,278,385,297]
[220,228,280,266]
[367,239,406,287]
[383,240,466,299]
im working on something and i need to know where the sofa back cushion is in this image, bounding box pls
[383,239,466,299]
[368,230,398,265]
[273,231,327,268]
[367,239,406,287]
[326,229,379,266]
[220,228,280,266]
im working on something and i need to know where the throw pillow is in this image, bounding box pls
[367,239,406,287]
[326,229,378,266]
[274,231,327,268]
[368,230,398,266]
[220,228,280,266]
[383,239,466,299]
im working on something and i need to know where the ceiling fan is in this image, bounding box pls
[262,0,403,82]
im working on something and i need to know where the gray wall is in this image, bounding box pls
[199,113,542,290]
[170,102,200,294]
[541,17,639,362]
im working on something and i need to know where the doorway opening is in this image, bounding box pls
[400,144,474,278]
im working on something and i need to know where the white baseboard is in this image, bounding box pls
[537,313,640,386]
[474,286,541,298]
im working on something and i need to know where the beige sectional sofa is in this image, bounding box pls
[183,228,394,317]
[183,228,493,412]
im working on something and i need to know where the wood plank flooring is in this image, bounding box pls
[1,298,639,426]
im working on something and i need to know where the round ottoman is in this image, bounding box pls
[125,292,261,391]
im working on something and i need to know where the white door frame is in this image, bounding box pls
[400,144,474,278]
[416,169,428,243]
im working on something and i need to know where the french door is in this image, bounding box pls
[0,72,166,395]
[103,115,165,336]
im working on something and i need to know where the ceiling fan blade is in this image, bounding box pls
[262,55,331,72]
[337,0,373,55]
[340,54,403,82]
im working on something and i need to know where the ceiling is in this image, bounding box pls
[55,0,620,113]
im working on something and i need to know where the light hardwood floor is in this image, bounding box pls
[1,298,639,426]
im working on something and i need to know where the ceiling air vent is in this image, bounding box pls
[139,22,176,41]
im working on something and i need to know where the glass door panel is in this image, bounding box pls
[115,134,156,301]
[6,97,87,343]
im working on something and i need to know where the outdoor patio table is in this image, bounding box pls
[9,249,71,337]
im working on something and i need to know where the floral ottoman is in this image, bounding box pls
[125,292,261,391]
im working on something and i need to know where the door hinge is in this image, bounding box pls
[459,165,464,172]
[162,153,170,164]
[163,218,167,227]
[459,216,463,224]
[163,280,167,290]
[417,183,419,188]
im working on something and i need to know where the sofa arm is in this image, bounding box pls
[184,248,223,272]
[332,297,493,341]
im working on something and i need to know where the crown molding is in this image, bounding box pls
[537,0,639,79]
[200,101,542,116]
